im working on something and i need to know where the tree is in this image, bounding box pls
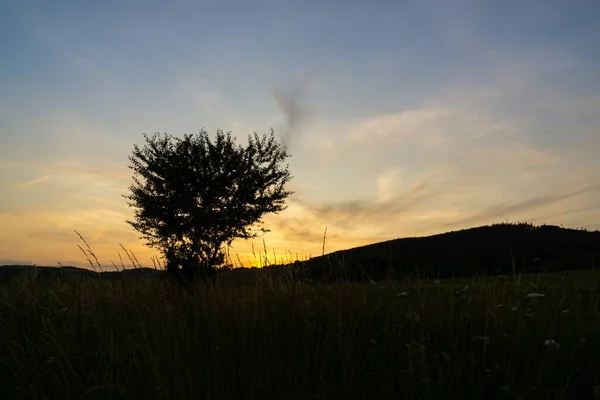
[124,129,293,282]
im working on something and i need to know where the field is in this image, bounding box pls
[1,268,599,399]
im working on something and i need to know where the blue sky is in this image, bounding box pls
[1,0,599,267]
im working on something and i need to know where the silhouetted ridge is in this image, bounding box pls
[0,265,164,283]
[289,223,600,281]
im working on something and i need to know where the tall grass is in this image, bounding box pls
[1,266,599,399]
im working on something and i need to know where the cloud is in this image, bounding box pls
[376,167,404,202]
[16,175,53,189]
[2,160,130,185]
[348,108,450,146]
[299,83,526,165]
[272,74,314,149]
[445,185,600,228]
[293,182,438,231]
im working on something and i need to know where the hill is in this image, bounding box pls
[0,265,164,283]
[283,222,600,281]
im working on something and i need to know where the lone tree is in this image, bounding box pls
[124,129,293,281]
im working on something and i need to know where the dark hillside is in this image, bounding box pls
[0,265,164,284]
[288,223,600,281]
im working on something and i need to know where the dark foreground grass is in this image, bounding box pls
[1,270,600,399]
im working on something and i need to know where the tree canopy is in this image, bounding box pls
[124,129,293,281]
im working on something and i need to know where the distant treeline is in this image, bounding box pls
[275,223,600,282]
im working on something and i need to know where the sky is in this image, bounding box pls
[1,0,599,269]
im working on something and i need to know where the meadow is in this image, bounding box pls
[1,265,599,399]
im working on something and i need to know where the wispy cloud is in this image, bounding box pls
[2,160,130,184]
[272,73,315,149]
[16,175,53,189]
[446,185,600,228]
[292,182,438,231]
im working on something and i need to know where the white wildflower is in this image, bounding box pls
[525,293,546,298]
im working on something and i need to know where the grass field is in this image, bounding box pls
[1,268,599,399]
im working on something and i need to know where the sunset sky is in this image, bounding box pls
[1,0,599,269]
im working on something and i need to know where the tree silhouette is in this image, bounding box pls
[124,129,293,281]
